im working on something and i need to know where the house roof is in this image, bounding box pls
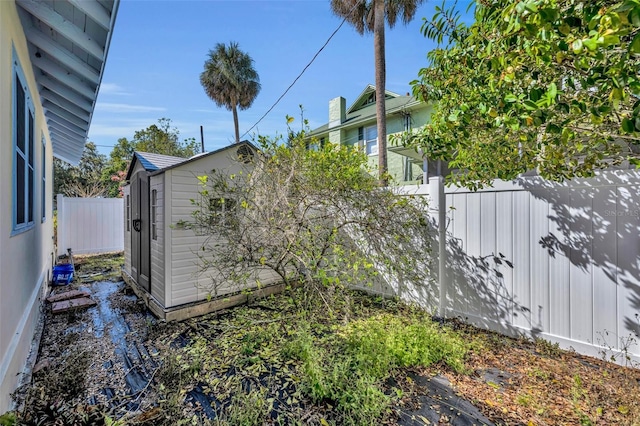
[16,0,120,165]
[346,84,402,114]
[308,84,423,137]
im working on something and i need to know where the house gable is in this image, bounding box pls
[346,84,401,114]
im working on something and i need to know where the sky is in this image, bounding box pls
[87,0,453,156]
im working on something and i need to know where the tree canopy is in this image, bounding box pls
[200,42,261,143]
[54,142,108,198]
[102,118,199,197]
[401,0,640,189]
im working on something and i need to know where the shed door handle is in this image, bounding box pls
[133,219,141,232]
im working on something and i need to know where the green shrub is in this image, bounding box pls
[283,313,468,425]
[344,313,468,374]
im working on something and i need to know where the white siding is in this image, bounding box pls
[166,150,280,308]
[150,175,165,305]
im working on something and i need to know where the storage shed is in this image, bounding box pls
[122,142,283,321]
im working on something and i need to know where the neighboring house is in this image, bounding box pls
[308,84,440,184]
[0,0,118,412]
[122,143,282,322]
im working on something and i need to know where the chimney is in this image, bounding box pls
[328,96,346,128]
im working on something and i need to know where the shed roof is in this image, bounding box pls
[148,141,258,176]
[125,141,259,182]
[125,151,186,181]
[135,151,186,171]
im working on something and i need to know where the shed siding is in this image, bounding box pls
[123,185,131,275]
[166,150,281,308]
[149,175,165,305]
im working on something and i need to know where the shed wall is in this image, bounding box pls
[123,185,131,275]
[149,174,165,305]
[165,150,280,309]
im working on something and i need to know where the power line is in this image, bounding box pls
[240,4,359,140]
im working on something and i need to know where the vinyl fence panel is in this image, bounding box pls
[56,195,124,256]
[392,170,640,365]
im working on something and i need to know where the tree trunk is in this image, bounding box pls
[373,0,388,186]
[232,104,240,143]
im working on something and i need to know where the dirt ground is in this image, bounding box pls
[7,253,640,425]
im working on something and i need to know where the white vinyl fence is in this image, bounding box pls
[56,194,124,256]
[386,170,640,364]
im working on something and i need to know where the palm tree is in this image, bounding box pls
[330,0,424,184]
[200,42,261,143]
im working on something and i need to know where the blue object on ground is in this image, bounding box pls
[52,263,74,286]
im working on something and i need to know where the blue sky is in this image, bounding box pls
[88,0,451,156]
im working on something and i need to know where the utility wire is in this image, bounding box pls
[240,4,359,140]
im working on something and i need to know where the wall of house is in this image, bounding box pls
[165,149,281,309]
[0,1,54,412]
[149,174,165,306]
[340,106,431,183]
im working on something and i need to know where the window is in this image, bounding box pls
[126,194,131,231]
[13,50,35,233]
[41,135,46,222]
[208,197,236,227]
[151,189,157,240]
[359,125,378,156]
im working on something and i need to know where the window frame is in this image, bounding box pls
[126,194,131,232]
[151,189,157,240]
[363,125,378,156]
[12,47,36,235]
[41,134,46,222]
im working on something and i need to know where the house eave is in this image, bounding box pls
[16,0,120,166]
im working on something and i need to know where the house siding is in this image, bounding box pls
[0,1,54,412]
[149,174,165,306]
[320,98,433,184]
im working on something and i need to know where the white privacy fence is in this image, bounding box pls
[389,171,640,364]
[56,194,124,256]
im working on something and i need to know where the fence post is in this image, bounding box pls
[56,194,64,257]
[428,177,447,317]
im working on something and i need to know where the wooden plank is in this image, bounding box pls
[46,290,90,303]
[51,297,96,313]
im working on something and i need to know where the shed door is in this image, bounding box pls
[130,172,151,292]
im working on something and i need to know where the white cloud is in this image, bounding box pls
[98,83,130,96]
[96,103,167,113]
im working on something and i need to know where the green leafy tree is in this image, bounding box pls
[181,131,432,303]
[101,118,199,197]
[331,0,426,185]
[54,142,108,198]
[200,42,261,143]
[402,0,640,189]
